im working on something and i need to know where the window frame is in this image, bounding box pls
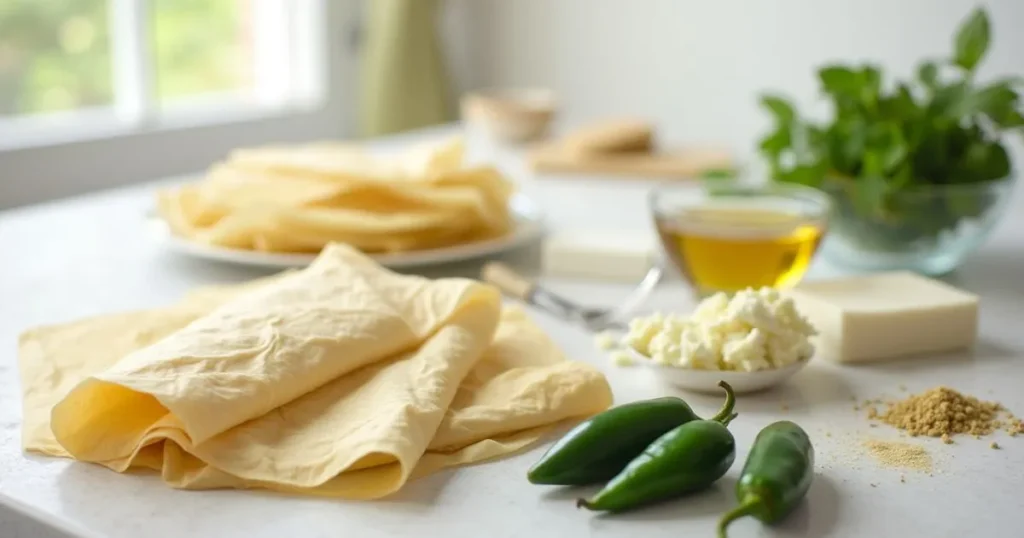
[0,0,357,209]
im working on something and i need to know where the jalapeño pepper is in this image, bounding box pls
[527,381,736,486]
[717,420,815,538]
[576,415,738,512]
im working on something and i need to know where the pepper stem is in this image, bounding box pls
[721,411,739,427]
[717,495,762,538]
[710,380,737,423]
[576,498,595,510]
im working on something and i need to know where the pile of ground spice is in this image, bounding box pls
[865,386,1023,439]
[862,439,933,472]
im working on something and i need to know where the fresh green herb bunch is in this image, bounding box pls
[758,8,1022,250]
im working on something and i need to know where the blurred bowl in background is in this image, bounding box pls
[821,176,1017,275]
[461,88,557,144]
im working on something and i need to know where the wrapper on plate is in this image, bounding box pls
[157,138,516,254]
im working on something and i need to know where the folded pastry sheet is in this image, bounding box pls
[19,244,612,499]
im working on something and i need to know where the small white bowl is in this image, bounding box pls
[460,88,558,143]
[646,359,810,395]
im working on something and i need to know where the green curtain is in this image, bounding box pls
[358,0,452,137]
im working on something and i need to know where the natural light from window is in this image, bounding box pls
[0,0,325,149]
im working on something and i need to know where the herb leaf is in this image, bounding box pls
[954,8,990,72]
[918,62,939,91]
[819,66,860,98]
[760,95,796,123]
[954,79,1023,127]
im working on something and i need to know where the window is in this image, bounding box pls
[0,0,326,149]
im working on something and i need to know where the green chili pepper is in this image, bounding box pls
[576,415,738,513]
[527,381,736,486]
[717,420,815,538]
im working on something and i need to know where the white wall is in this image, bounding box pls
[448,0,1024,162]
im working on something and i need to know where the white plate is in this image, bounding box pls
[648,359,810,395]
[152,193,545,269]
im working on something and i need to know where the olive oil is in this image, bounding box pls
[656,205,825,295]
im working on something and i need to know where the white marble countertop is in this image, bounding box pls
[3,128,1024,538]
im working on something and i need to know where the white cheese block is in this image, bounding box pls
[786,271,979,363]
[541,230,657,282]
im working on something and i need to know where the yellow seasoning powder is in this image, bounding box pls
[870,386,1013,438]
[863,439,933,472]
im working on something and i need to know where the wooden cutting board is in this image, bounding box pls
[529,142,734,179]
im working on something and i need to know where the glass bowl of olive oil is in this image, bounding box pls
[649,181,831,296]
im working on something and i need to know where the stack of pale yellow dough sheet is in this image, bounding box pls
[157,137,516,254]
[18,244,612,499]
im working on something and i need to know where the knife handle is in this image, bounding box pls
[481,262,535,300]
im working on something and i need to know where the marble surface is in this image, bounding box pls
[2,128,1024,538]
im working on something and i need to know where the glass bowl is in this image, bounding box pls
[821,177,1016,275]
[648,181,831,296]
